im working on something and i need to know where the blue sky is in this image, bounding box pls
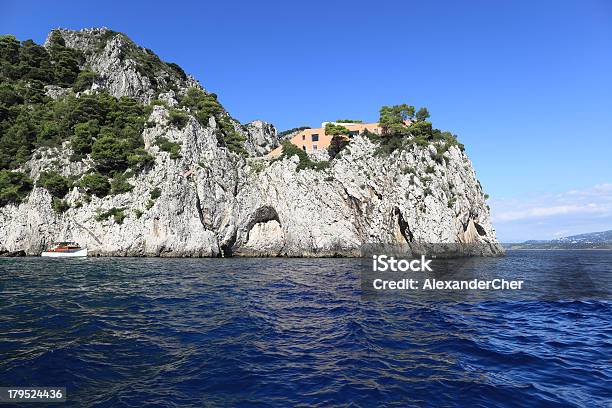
[2,0,611,241]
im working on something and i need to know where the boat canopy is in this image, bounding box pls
[52,241,81,247]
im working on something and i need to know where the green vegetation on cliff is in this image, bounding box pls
[369,103,464,155]
[1,34,153,176]
[52,197,69,213]
[324,123,351,159]
[328,136,350,159]
[324,122,350,136]
[0,31,83,87]
[275,141,329,171]
[168,109,189,129]
[95,207,126,224]
[115,33,186,87]
[178,87,246,155]
[110,172,134,194]
[335,119,362,123]
[278,126,310,139]
[155,136,181,159]
[0,30,254,209]
[0,170,32,206]
[80,172,111,197]
[37,170,71,197]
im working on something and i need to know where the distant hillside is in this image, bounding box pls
[550,230,612,244]
[505,230,612,250]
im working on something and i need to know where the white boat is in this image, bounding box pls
[41,242,88,258]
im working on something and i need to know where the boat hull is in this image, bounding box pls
[41,248,88,258]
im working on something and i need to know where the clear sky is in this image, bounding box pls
[2,0,611,241]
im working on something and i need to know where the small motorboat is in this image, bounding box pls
[41,241,88,258]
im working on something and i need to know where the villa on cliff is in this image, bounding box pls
[268,121,384,157]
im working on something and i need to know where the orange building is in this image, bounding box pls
[268,122,383,157]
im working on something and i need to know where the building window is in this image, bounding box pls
[313,145,317,151]
[302,146,306,151]
[302,135,305,140]
[311,134,319,142]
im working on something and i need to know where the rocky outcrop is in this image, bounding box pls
[244,120,279,157]
[0,114,502,256]
[44,85,71,100]
[44,27,199,104]
[0,28,503,257]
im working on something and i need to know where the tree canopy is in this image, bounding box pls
[373,103,464,155]
[0,34,152,174]
[0,170,32,206]
[0,32,238,208]
[335,119,362,123]
[325,123,350,136]
[37,171,71,197]
[80,172,111,197]
[378,104,415,135]
[328,136,349,159]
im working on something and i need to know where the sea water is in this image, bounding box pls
[0,251,610,407]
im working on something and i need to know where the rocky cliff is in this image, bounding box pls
[0,28,503,257]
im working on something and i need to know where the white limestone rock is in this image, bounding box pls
[0,114,502,257]
[44,28,187,104]
[0,28,503,257]
[244,120,279,157]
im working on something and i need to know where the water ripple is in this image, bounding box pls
[0,252,610,407]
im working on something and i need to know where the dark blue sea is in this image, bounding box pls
[0,251,610,407]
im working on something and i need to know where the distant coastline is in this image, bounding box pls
[503,230,612,250]
[503,244,612,250]
[505,247,612,251]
